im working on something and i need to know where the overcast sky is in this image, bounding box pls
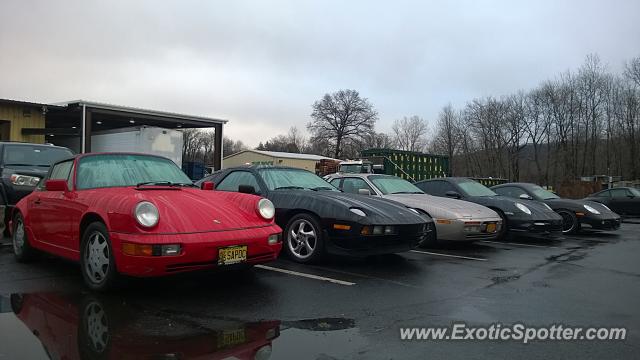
[1,0,639,147]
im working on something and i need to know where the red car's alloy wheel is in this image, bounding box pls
[12,213,34,262]
[12,218,25,256]
[84,232,111,285]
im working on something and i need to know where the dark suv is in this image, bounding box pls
[0,142,74,232]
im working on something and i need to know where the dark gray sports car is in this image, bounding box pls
[491,183,621,234]
[584,187,640,217]
[197,166,434,263]
[414,177,563,240]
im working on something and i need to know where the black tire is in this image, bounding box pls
[10,294,24,314]
[80,222,118,291]
[284,213,325,263]
[557,209,580,234]
[419,225,438,248]
[12,213,35,262]
[495,209,509,241]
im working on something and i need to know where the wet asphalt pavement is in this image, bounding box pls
[0,222,639,359]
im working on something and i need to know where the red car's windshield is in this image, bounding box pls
[76,154,192,190]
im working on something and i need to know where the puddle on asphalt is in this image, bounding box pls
[0,293,367,360]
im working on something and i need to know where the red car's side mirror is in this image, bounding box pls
[201,181,215,190]
[45,179,69,192]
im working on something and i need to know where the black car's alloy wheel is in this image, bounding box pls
[284,214,325,263]
[557,209,579,234]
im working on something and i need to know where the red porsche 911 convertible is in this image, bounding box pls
[10,153,283,290]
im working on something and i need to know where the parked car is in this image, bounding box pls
[324,173,502,244]
[0,142,74,233]
[10,292,280,360]
[414,177,564,240]
[197,166,435,263]
[584,187,640,217]
[10,153,282,290]
[491,182,621,233]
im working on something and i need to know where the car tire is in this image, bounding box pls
[284,213,325,263]
[80,222,118,291]
[419,225,438,248]
[10,294,24,314]
[557,209,580,234]
[495,209,509,241]
[12,213,35,262]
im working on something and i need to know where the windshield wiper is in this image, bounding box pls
[4,163,37,167]
[136,181,173,187]
[169,182,198,188]
[136,181,197,188]
[391,191,423,194]
[274,186,305,190]
[310,186,335,191]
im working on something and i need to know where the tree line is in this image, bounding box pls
[183,53,640,188]
[431,54,640,186]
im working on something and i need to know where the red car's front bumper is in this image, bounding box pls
[110,224,282,277]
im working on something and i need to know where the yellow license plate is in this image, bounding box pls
[486,223,497,233]
[218,245,247,265]
[218,328,246,348]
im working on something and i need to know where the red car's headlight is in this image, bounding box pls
[134,201,159,227]
[257,198,275,220]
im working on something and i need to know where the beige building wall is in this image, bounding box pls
[0,103,46,143]
[223,150,319,172]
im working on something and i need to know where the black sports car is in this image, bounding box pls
[197,166,434,263]
[491,182,621,233]
[584,187,640,217]
[414,177,563,240]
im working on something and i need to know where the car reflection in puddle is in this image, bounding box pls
[0,293,366,360]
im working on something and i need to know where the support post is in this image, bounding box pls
[83,108,92,153]
[213,124,223,170]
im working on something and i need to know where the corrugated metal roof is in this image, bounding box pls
[54,99,227,124]
[0,98,64,109]
[226,149,340,161]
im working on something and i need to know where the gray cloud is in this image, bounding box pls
[1,0,639,146]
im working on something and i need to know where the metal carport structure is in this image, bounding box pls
[21,100,227,170]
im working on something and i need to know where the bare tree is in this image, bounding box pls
[182,128,204,162]
[625,56,640,87]
[223,136,247,156]
[431,104,461,174]
[392,115,429,152]
[287,126,308,152]
[308,89,378,159]
[431,53,640,189]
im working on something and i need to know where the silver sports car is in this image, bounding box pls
[324,173,502,243]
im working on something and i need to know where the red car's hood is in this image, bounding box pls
[95,187,271,234]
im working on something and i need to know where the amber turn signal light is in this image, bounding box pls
[122,243,153,256]
[333,224,351,230]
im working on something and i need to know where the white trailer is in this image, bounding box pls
[91,126,184,167]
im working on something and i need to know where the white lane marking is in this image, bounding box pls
[409,250,487,261]
[255,265,356,286]
[479,240,560,249]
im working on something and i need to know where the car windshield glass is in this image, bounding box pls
[340,164,371,173]
[76,154,192,190]
[530,185,559,199]
[259,168,338,191]
[629,188,640,197]
[458,180,497,197]
[3,145,73,167]
[369,175,423,195]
